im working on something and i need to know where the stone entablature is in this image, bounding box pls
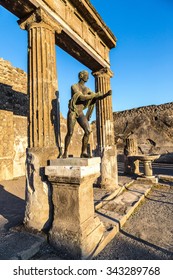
[1,0,116,71]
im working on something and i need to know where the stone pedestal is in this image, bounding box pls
[132,154,160,183]
[45,157,105,259]
[143,160,153,177]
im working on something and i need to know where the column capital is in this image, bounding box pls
[18,7,62,34]
[92,67,114,78]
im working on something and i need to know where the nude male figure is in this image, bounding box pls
[62,70,112,158]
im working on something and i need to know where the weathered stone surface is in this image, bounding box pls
[0,232,45,260]
[49,157,101,166]
[24,147,58,231]
[113,103,173,157]
[0,110,14,180]
[0,58,27,94]
[0,58,28,180]
[93,68,118,189]
[45,158,105,259]
[13,116,27,178]
[2,0,116,71]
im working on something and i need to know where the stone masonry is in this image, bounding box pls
[0,58,28,180]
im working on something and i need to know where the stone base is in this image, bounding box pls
[100,146,118,190]
[49,216,104,259]
[137,176,158,184]
[45,157,105,259]
[24,147,58,232]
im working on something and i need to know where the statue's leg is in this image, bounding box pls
[62,111,76,158]
[77,114,90,157]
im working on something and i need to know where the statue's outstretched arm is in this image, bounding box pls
[90,90,112,105]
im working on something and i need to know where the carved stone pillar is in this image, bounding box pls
[19,9,62,231]
[20,9,61,148]
[28,22,57,147]
[93,68,118,190]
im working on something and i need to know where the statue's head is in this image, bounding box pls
[78,70,89,82]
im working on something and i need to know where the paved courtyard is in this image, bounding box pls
[0,162,173,260]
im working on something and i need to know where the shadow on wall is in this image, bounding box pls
[51,91,62,157]
[0,83,28,116]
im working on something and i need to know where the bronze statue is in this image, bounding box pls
[62,70,112,158]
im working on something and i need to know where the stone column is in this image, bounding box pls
[124,134,140,175]
[19,9,62,231]
[93,68,118,190]
[143,160,153,177]
[28,22,57,148]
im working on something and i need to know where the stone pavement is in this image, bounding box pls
[0,163,173,260]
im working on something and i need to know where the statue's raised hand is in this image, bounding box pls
[106,89,112,96]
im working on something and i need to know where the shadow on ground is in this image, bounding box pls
[0,185,25,230]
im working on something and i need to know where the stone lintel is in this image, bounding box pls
[2,0,116,48]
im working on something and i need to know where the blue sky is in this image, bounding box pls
[0,0,173,118]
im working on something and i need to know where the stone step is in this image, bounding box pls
[0,231,45,260]
[93,182,153,257]
[94,180,135,210]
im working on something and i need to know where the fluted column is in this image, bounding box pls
[19,8,61,148]
[93,68,118,190]
[28,22,57,147]
[19,9,62,231]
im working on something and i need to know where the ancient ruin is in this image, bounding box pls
[0,58,28,180]
[0,0,118,258]
[0,0,173,260]
[114,103,173,158]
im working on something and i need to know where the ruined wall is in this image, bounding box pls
[113,103,173,158]
[0,58,28,180]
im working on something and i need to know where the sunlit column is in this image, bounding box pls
[28,22,58,148]
[93,68,118,189]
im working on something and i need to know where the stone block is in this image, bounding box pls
[49,157,101,166]
[45,157,105,259]
[0,232,45,260]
